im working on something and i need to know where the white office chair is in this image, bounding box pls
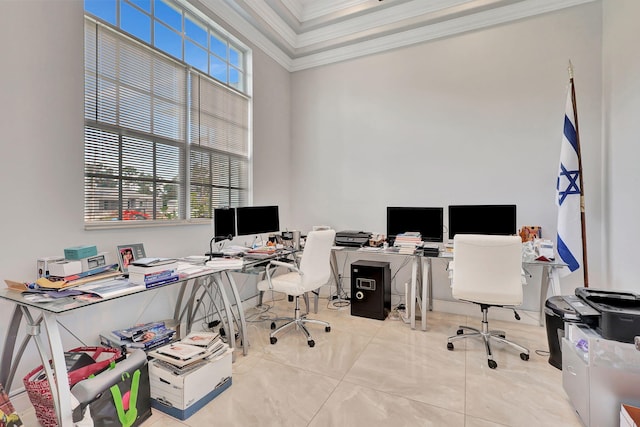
[446,234,530,369]
[257,229,336,347]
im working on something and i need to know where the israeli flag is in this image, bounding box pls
[556,81,582,275]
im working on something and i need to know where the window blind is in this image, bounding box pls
[84,17,249,224]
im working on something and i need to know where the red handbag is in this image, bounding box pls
[23,346,122,427]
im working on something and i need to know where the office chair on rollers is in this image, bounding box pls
[257,229,336,347]
[446,234,530,369]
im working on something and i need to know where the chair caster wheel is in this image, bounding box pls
[325,326,331,332]
[270,337,277,345]
[270,322,276,330]
[488,360,497,369]
[520,353,529,361]
[456,329,463,335]
[447,342,454,351]
[308,340,315,348]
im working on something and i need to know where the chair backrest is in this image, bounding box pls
[451,234,523,306]
[298,229,336,291]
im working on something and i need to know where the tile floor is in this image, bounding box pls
[19,295,583,426]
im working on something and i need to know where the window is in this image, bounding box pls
[84,0,250,226]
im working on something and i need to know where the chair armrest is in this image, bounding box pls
[269,260,302,274]
[263,260,303,289]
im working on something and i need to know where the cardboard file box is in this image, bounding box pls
[149,348,232,420]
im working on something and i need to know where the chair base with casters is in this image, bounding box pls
[446,304,530,369]
[269,293,331,347]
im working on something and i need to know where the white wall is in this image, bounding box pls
[602,0,640,293]
[0,0,291,392]
[290,3,604,296]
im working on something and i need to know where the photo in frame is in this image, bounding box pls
[116,243,146,275]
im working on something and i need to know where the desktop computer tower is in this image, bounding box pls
[350,260,391,320]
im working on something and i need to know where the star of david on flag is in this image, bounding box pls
[556,80,583,276]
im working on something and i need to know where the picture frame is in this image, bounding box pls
[116,243,146,275]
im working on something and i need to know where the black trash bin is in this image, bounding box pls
[544,296,581,370]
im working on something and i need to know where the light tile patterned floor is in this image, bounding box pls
[19,295,582,426]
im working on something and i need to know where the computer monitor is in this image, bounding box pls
[386,207,444,243]
[448,204,517,240]
[213,207,236,240]
[235,205,280,236]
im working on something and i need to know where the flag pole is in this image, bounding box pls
[568,61,589,287]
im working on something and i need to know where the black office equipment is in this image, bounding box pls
[350,260,391,320]
[213,207,236,239]
[447,204,517,239]
[386,206,444,244]
[235,205,280,236]
[574,287,640,343]
[544,295,599,369]
[335,231,371,247]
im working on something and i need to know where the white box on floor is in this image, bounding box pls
[149,347,232,420]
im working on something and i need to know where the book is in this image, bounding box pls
[77,278,146,298]
[100,327,176,351]
[129,268,176,281]
[155,342,207,360]
[180,331,221,348]
[143,274,180,289]
[111,320,165,341]
[147,344,214,368]
[205,257,244,269]
[130,257,177,267]
[128,269,177,285]
[127,260,178,275]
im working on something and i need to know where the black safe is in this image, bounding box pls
[350,260,391,320]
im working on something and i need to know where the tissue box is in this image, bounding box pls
[149,348,232,420]
[64,245,98,260]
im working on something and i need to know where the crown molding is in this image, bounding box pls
[290,0,597,71]
[199,0,597,73]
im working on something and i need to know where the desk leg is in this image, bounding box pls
[223,271,249,356]
[539,266,562,326]
[422,257,430,331]
[410,257,417,330]
[41,311,73,426]
[0,305,22,390]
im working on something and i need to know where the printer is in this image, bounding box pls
[335,230,372,247]
[574,287,640,343]
[544,287,640,370]
[548,288,640,344]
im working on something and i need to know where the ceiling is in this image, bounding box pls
[200,0,595,72]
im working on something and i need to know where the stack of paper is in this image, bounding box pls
[102,320,176,351]
[394,232,422,254]
[148,329,227,368]
[128,258,179,287]
[205,257,244,270]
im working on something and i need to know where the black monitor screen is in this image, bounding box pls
[448,205,517,239]
[236,205,280,236]
[214,207,236,239]
[386,207,444,243]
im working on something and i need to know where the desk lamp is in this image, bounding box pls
[207,234,233,261]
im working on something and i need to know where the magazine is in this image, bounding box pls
[181,330,221,348]
[155,342,207,360]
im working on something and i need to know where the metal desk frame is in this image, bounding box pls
[331,248,567,332]
[0,268,246,427]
